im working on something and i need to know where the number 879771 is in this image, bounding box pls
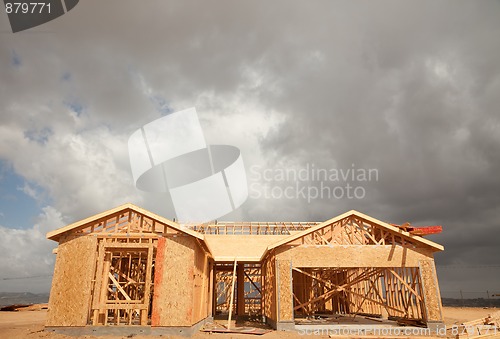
[5,2,51,14]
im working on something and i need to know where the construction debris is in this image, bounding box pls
[392,223,443,236]
[201,322,271,335]
[449,311,500,338]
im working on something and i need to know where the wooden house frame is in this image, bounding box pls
[45,203,444,335]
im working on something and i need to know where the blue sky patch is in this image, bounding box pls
[24,127,53,145]
[151,95,173,115]
[11,50,21,67]
[61,72,72,82]
[64,99,85,116]
[0,161,43,230]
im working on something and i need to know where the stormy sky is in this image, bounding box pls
[0,1,499,295]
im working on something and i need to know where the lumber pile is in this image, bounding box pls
[450,311,500,338]
[391,222,443,236]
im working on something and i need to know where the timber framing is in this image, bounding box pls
[46,203,203,242]
[46,204,444,335]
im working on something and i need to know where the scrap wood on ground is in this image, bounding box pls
[201,322,272,335]
[448,310,500,338]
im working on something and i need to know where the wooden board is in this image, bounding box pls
[276,260,293,321]
[276,245,433,268]
[151,236,195,326]
[46,236,97,326]
[262,255,277,322]
[202,327,272,335]
[419,260,443,322]
[204,235,289,262]
[151,235,211,326]
[192,239,211,324]
[151,237,166,326]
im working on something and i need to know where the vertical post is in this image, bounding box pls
[212,264,217,317]
[237,263,245,316]
[92,240,105,325]
[100,252,112,325]
[227,259,237,330]
[208,261,214,317]
[141,243,154,325]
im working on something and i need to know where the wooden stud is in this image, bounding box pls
[227,259,237,330]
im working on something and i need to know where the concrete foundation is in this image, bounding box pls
[276,321,295,331]
[45,317,213,337]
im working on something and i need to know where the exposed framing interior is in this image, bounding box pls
[291,267,426,321]
[213,263,262,317]
[90,237,156,326]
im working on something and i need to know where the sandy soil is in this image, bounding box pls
[0,307,499,339]
[442,307,499,325]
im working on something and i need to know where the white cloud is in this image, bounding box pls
[0,206,63,293]
[0,122,143,221]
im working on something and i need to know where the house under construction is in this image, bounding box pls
[45,203,444,336]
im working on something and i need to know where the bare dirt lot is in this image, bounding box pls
[0,307,499,339]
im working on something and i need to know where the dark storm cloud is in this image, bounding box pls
[242,1,500,288]
[0,0,499,291]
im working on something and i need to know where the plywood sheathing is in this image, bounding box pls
[262,253,277,322]
[419,260,443,322]
[152,236,194,326]
[192,239,211,324]
[46,236,98,326]
[151,237,166,326]
[276,260,293,322]
[203,235,289,262]
[152,235,211,326]
[275,245,433,267]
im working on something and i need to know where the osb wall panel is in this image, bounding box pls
[276,259,293,321]
[419,260,443,322]
[152,236,195,327]
[262,255,277,321]
[276,245,433,268]
[204,235,289,261]
[192,240,211,324]
[151,237,166,326]
[46,236,97,326]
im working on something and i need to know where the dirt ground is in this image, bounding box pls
[0,307,499,339]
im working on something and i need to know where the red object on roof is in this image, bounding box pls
[407,226,442,236]
[391,223,442,236]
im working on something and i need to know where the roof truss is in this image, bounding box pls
[265,210,443,257]
[46,203,203,242]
